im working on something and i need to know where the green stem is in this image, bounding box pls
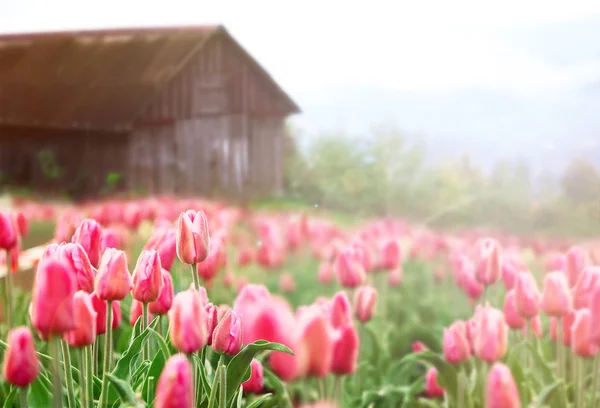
[480,360,488,407]
[61,341,76,408]
[191,264,200,291]
[142,302,149,361]
[4,249,13,328]
[556,318,563,379]
[93,339,98,376]
[19,386,28,407]
[331,376,342,405]
[219,355,227,408]
[592,354,600,408]
[78,348,87,408]
[207,363,220,408]
[98,301,113,408]
[50,336,63,408]
[577,357,584,408]
[86,345,94,408]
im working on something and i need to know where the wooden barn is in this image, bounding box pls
[0,25,300,200]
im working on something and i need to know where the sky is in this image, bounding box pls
[2,0,600,172]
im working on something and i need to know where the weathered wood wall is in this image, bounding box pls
[128,33,290,199]
[0,126,128,198]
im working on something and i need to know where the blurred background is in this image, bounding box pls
[2,0,600,237]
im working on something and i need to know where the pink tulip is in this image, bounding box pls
[279,273,296,293]
[550,310,576,346]
[486,363,520,408]
[297,308,334,378]
[95,248,133,301]
[571,308,597,357]
[317,262,334,284]
[504,290,526,330]
[334,248,366,288]
[2,327,39,387]
[212,309,243,355]
[354,286,377,323]
[243,359,264,393]
[176,210,210,265]
[425,368,444,398]
[473,305,508,362]
[205,303,219,345]
[149,270,174,315]
[59,243,97,293]
[31,259,76,337]
[590,282,600,345]
[169,289,208,353]
[71,219,103,268]
[155,354,194,408]
[0,211,17,249]
[541,271,572,317]
[443,321,471,364]
[14,212,28,238]
[412,341,429,353]
[330,291,352,329]
[388,267,403,287]
[112,301,122,329]
[380,239,401,270]
[64,291,97,347]
[572,266,600,310]
[145,227,177,272]
[514,273,540,318]
[475,238,501,286]
[566,246,590,287]
[330,323,359,375]
[132,250,163,303]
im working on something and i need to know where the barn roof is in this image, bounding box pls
[0,25,300,131]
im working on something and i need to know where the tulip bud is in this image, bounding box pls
[330,324,359,375]
[205,303,218,345]
[486,363,520,408]
[412,341,429,353]
[0,211,17,249]
[330,291,352,329]
[572,266,600,310]
[334,248,366,288]
[571,308,597,357]
[212,309,243,355]
[31,258,76,337]
[242,359,264,393]
[550,309,575,346]
[112,301,122,329]
[541,271,572,317]
[2,327,39,387]
[503,290,526,330]
[298,308,334,377]
[473,305,508,362]
[354,286,377,323]
[197,238,226,281]
[149,270,174,315]
[425,368,444,398]
[95,248,133,301]
[154,354,194,408]
[64,291,97,347]
[14,212,28,238]
[279,273,296,293]
[59,243,97,293]
[380,239,401,270]
[514,272,541,318]
[145,227,178,272]
[71,219,103,268]
[100,228,121,251]
[443,320,471,364]
[501,256,521,291]
[176,210,210,265]
[566,246,590,287]
[169,289,208,353]
[590,282,600,346]
[132,250,163,303]
[475,238,501,286]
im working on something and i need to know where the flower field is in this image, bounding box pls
[0,195,597,407]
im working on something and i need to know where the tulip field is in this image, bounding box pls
[0,196,598,407]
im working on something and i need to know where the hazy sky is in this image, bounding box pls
[3,0,600,98]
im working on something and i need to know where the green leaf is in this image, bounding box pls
[27,377,52,408]
[263,368,292,408]
[191,353,212,398]
[225,341,293,405]
[106,373,144,407]
[148,328,171,360]
[244,393,273,408]
[2,386,17,408]
[535,380,563,408]
[112,318,156,379]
